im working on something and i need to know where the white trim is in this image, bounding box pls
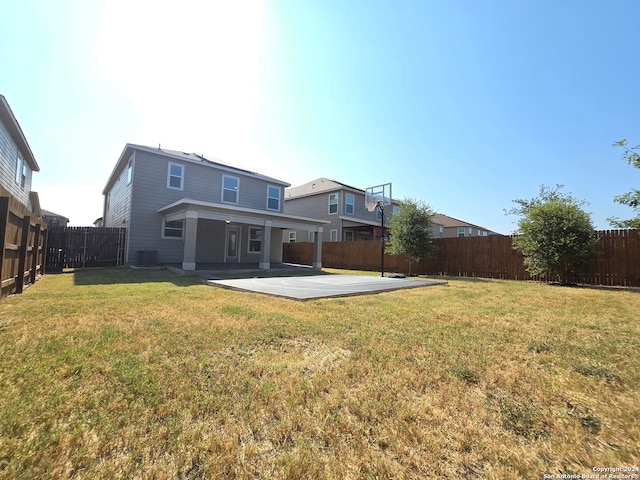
[158,198,330,225]
[222,174,240,204]
[330,229,338,242]
[266,184,281,211]
[345,193,355,215]
[225,226,240,262]
[167,162,184,190]
[248,227,263,253]
[162,218,184,239]
[328,192,338,215]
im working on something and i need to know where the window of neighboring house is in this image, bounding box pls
[248,227,262,252]
[127,159,133,185]
[483,231,488,236]
[344,230,354,241]
[330,229,338,242]
[457,227,465,238]
[163,219,184,238]
[468,227,473,236]
[288,232,296,243]
[328,193,338,214]
[267,185,281,211]
[345,193,354,215]
[15,152,27,187]
[222,175,239,204]
[439,226,444,237]
[308,231,316,242]
[167,162,184,190]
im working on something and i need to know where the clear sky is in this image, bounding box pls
[2,0,639,233]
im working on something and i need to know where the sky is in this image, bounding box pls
[2,0,639,234]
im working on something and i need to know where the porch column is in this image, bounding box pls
[182,210,198,271]
[260,220,272,270]
[313,226,323,269]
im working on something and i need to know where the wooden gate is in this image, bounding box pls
[45,226,127,271]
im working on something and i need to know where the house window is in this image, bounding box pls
[267,185,281,211]
[167,163,184,190]
[308,231,316,242]
[248,228,262,252]
[468,227,473,235]
[127,159,133,185]
[15,152,26,187]
[345,193,354,215]
[288,232,296,243]
[330,229,338,242]
[439,226,444,238]
[344,230,354,241]
[457,227,465,238]
[163,219,184,238]
[328,193,338,214]
[222,175,239,204]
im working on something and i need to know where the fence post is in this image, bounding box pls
[16,214,31,294]
[30,222,41,284]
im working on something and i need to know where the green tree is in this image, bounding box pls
[608,139,640,230]
[506,185,597,285]
[387,198,436,276]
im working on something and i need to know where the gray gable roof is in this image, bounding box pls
[103,143,290,194]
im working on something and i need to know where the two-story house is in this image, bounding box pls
[0,94,40,213]
[431,213,501,238]
[283,178,398,243]
[102,144,327,270]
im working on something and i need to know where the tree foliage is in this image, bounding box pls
[506,185,596,284]
[387,198,435,275]
[608,139,640,230]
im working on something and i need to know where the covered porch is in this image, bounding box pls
[158,199,328,271]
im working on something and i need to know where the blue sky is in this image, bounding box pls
[2,0,639,233]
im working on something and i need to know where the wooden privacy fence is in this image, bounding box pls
[1,188,47,299]
[45,226,127,271]
[283,230,640,286]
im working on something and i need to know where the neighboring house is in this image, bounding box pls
[283,177,398,243]
[0,94,40,213]
[102,144,327,270]
[41,209,69,228]
[431,213,501,238]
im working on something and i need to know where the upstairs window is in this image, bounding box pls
[127,159,133,185]
[222,175,239,204]
[267,185,281,211]
[15,152,26,187]
[167,162,184,190]
[345,193,354,215]
[328,193,338,214]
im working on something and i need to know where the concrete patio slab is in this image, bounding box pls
[206,274,447,300]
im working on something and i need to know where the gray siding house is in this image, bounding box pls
[431,213,501,238]
[283,178,398,243]
[102,144,327,270]
[0,94,40,213]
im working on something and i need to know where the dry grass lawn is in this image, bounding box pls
[0,267,638,479]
